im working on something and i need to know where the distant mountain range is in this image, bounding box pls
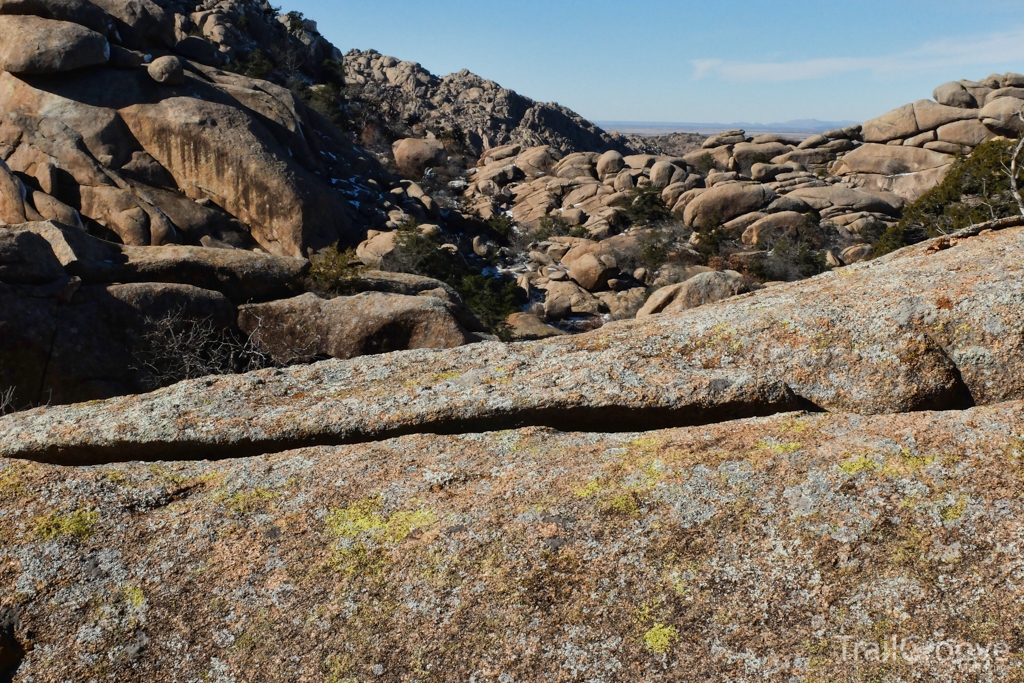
[597,119,862,136]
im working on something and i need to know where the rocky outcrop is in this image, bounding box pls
[343,49,639,157]
[0,1,398,257]
[3,224,1021,464]
[0,221,481,409]
[846,74,1024,200]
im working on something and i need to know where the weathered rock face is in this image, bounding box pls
[0,5,393,258]
[0,15,109,74]
[120,96,353,258]
[683,183,777,229]
[1,400,1023,682]
[3,225,1022,464]
[237,291,472,362]
[0,279,238,407]
[636,269,751,316]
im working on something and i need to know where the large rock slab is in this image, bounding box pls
[682,183,777,229]
[120,97,353,258]
[5,221,309,303]
[912,99,978,131]
[237,292,472,362]
[832,143,954,175]
[785,185,904,215]
[0,402,1022,680]
[0,15,109,74]
[4,226,1024,464]
[862,102,919,142]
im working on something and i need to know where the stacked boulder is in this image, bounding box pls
[833,73,1024,200]
[0,0,413,258]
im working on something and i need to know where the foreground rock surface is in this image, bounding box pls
[1,402,1022,681]
[3,226,1021,464]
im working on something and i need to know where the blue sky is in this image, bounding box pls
[283,0,1024,124]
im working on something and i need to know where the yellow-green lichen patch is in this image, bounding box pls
[221,488,279,514]
[940,497,968,522]
[643,623,678,654]
[756,439,803,455]
[326,497,435,544]
[839,454,878,475]
[35,508,99,541]
[123,585,146,608]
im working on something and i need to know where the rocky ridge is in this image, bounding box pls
[342,49,643,157]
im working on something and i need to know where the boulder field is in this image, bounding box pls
[0,225,1023,681]
[1,8,1024,679]
[3,223,1022,463]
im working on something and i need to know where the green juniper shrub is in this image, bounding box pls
[872,225,907,258]
[308,243,364,296]
[389,221,526,338]
[533,214,570,241]
[484,215,517,242]
[226,49,274,80]
[637,221,690,272]
[625,185,672,226]
[285,10,305,32]
[692,225,727,263]
[887,137,1024,255]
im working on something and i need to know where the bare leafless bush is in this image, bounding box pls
[132,309,275,391]
[0,386,15,416]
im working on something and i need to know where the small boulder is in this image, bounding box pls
[740,211,807,247]
[933,81,977,109]
[147,55,185,85]
[841,243,874,263]
[505,312,566,341]
[649,161,683,188]
[356,231,399,269]
[979,97,1024,136]
[637,270,750,317]
[393,138,447,177]
[596,150,625,179]
[683,183,777,229]
[0,160,27,225]
[238,292,471,362]
[515,146,560,177]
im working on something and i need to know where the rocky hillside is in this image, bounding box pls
[342,49,645,157]
[1,214,1023,682]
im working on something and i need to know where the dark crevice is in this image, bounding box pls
[23,395,817,467]
[0,608,25,683]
